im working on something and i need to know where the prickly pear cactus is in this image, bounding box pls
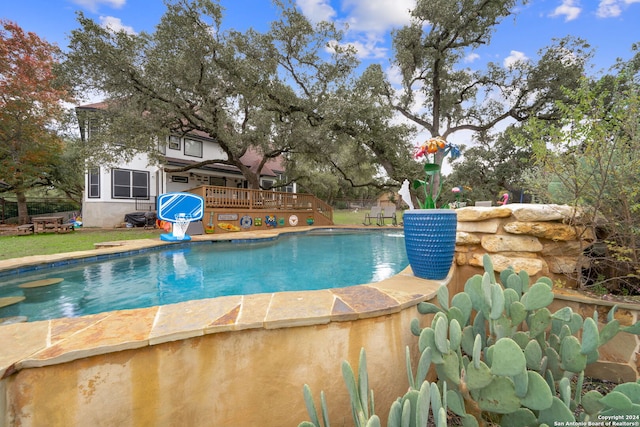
[410,254,640,426]
[299,254,640,427]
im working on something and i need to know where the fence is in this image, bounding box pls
[0,197,81,224]
[135,197,157,213]
[332,199,383,210]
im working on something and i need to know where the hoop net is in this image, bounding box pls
[172,213,192,240]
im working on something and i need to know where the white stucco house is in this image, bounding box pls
[76,102,293,228]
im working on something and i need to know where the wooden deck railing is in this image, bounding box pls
[188,185,333,222]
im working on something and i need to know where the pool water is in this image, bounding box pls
[0,230,408,322]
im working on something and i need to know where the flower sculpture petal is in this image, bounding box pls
[414,144,428,159]
[429,136,446,153]
[447,143,462,159]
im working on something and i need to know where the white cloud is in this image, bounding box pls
[341,0,415,33]
[299,1,416,60]
[596,0,640,17]
[597,0,621,16]
[385,65,404,86]
[465,53,480,63]
[550,0,582,21]
[503,50,529,68]
[296,0,337,23]
[99,16,136,34]
[70,0,126,13]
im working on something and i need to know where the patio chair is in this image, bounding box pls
[379,206,398,226]
[363,206,382,225]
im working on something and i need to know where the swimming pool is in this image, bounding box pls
[0,229,408,322]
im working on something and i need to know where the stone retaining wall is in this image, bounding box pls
[455,204,593,288]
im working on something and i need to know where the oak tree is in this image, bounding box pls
[64,0,361,190]
[381,0,592,201]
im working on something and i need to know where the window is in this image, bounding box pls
[169,135,181,150]
[157,136,166,155]
[184,138,203,158]
[88,168,100,198]
[87,117,103,140]
[209,176,225,186]
[112,169,149,199]
[171,175,189,183]
[277,173,294,193]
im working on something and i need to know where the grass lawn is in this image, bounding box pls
[0,209,398,261]
[0,229,162,261]
[333,207,404,225]
[332,208,368,225]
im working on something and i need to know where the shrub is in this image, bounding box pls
[523,72,640,296]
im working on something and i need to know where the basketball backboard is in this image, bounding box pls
[157,192,204,222]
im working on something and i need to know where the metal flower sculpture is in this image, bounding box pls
[413,136,462,209]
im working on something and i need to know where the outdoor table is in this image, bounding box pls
[32,216,64,233]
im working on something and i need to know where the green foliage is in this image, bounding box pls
[301,349,381,427]
[299,255,640,426]
[0,20,77,224]
[407,255,640,425]
[301,385,330,427]
[392,1,591,139]
[521,54,640,295]
[443,127,535,206]
[65,0,365,189]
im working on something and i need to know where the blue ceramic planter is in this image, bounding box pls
[403,209,457,280]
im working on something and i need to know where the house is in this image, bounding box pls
[76,102,296,228]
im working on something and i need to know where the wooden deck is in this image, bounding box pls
[187,185,333,232]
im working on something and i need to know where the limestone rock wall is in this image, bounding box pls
[455,204,593,288]
[454,204,639,382]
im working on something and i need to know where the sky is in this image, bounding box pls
[2,0,639,75]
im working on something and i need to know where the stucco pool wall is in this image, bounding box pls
[0,226,462,426]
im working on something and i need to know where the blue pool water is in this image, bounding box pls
[0,230,408,322]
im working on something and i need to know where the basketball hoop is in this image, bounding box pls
[172,213,192,240]
[157,192,204,242]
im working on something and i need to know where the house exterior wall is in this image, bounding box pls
[82,154,160,228]
[81,135,289,228]
[165,134,228,161]
[82,200,144,228]
[76,104,296,227]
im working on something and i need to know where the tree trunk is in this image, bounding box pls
[16,190,29,225]
[237,163,261,189]
[431,149,445,203]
